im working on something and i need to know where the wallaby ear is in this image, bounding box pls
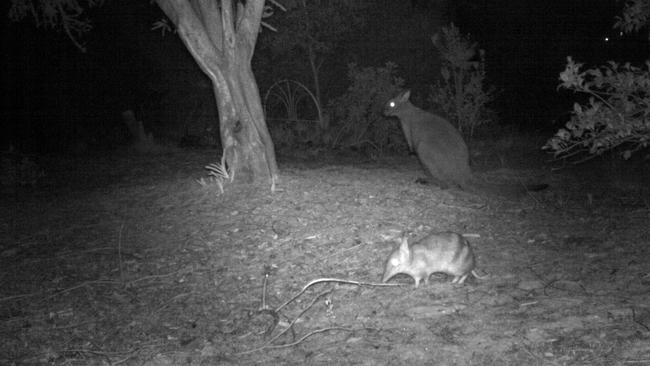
[398,89,411,103]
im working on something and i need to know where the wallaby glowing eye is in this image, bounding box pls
[389,102,395,108]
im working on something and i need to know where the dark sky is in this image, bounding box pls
[452,0,647,126]
[1,0,646,152]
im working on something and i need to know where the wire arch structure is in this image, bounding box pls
[263,79,324,128]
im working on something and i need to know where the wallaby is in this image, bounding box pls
[384,89,472,189]
[384,89,548,194]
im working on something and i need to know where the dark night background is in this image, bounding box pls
[1,0,648,154]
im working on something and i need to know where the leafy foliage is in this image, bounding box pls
[428,24,496,138]
[9,0,104,51]
[258,0,366,127]
[10,0,282,51]
[264,1,364,58]
[614,0,650,34]
[544,1,650,163]
[328,62,405,152]
[544,57,650,162]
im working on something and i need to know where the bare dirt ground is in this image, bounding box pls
[1,143,649,366]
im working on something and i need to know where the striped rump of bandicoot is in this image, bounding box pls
[382,232,485,288]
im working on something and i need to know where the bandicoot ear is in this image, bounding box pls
[399,237,410,260]
[398,89,411,103]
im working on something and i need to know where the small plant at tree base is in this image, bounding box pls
[329,62,405,153]
[429,24,496,138]
[544,57,650,163]
[197,157,232,194]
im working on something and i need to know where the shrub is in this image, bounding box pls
[428,24,496,138]
[544,57,650,162]
[328,62,405,153]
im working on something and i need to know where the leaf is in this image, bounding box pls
[151,19,173,37]
[623,150,633,160]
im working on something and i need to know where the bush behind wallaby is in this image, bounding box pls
[329,62,406,153]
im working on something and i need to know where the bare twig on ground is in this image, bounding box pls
[632,307,650,332]
[520,343,561,366]
[0,291,44,303]
[1,270,183,304]
[267,288,334,344]
[236,278,398,355]
[54,247,119,258]
[261,271,270,310]
[118,221,125,282]
[61,342,161,366]
[129,269,182,284]
[275,278,401,313]
[44,280,121,301]
[153,292,192,314]
[236,326,357,355]
[323,243,366,260]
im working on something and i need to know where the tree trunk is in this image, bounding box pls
[155,0,278,186]
[215,59,279,183]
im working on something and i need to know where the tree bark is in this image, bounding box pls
[155,0,278,185]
